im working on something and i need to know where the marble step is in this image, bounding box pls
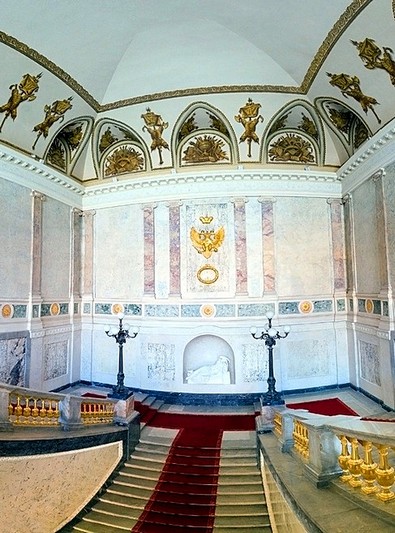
[130,449,257,467]
[214,513,271,528]
[72,522,130,532]
[124,458,259,476]
[74,511,136,530]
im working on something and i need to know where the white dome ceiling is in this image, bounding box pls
[0,0,394,182]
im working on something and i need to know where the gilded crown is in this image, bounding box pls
[199,215,213,224]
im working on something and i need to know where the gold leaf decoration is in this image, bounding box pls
[0,72,42,132]
[141,108,169,165]
[99,127,118,153]
[268,133,315,163]
[182,135,229,164]
[351,38,395,86]
[47,138,66,170]
[104,146,144,176]
[178,113,198,142]
[234,98,263,157]
[32,97,73,150]
[298,113,318,139]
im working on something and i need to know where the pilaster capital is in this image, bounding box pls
[31,190,46,201]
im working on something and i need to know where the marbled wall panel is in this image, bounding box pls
[94,205,144,299]
[183,202,234,295]
[352,179,381,294]
[246,199,263,297]
[41,197,71,300]
[275,197,332,297]
[0,178,32,299]
[0,442,122,533]
[0,333,28,386]
[154,204,170,298]
[281,328,338,389]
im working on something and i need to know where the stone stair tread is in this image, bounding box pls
[80,510,137,529]
[72,521,131,532]
[93,500,142,519]
[100,492,147,509]
[213,526,271,532]
[215,514,271,527]
[217,484,263,495]
[109,484,153,499]
[215,504,269,516]
[113,474,157,489]
[216,493,266,505]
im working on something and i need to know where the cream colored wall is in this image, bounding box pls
[0,442,122,533]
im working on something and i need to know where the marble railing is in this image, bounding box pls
[0,385,121,431]
[271,408,395,503]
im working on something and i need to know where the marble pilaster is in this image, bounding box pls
[30,191,45,300]
[372,169,389,294]
[143,204,156,295]
[259,199,276,293]
[168,202,181,296]
[232,198,248,295]
[81,210,96,299]
[327,199,346,292]
[71,208,83,299]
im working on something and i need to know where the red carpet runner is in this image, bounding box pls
[286,397,358,416]
[131,411,256,533]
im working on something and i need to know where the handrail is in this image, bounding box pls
[271,407,395,503]
[0,384,129,431]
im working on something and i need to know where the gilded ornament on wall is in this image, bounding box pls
[182,135,229,164]
[197,265,219,285]
[62,123,84,152]
[208,113,229,136]
[190,218,225,259]
[99,127,118,153]
[234,98,263,157]
[352,38,395,86]
[47,138,66,170]
[32,97,73,150]
[178,113,198,142]
[0,73,42,132]
[328,107,353,134]
[268,133,315,163]
[298,113,318,139]
[141,108,169,165]
[104,146,144,176]
[327,72,381,123]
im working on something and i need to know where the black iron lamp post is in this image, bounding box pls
[105,312,139,399]
[250,312,290,406]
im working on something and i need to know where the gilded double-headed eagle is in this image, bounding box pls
[190,226,225,259]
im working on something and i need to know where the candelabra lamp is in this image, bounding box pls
[250,312,290,406]
[105,312,139,399]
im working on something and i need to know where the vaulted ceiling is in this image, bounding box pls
[1,0,394,185]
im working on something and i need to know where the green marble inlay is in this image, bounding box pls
[41,304,51,317]
[336,299,345,312]
[373,299,381,315]
[13,305,27,318]
[238,304,275,317]
[124,303,142,316]
[32,304,40,318]
[279,302,299,314]
[358,299,365,313]
[60,303,69,315]
[95,303,112,315]
[313,300,332,312]
[83,303,91,314]
[383,301,389,316]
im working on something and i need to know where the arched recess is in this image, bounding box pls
[44,116,94,175]
[315,97,371,157]
[183,334,235,385]
[172,102,238,170]
[262,100,324,166]
[91,118,151,180]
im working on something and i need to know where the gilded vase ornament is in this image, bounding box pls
[0,73,42,132]
[141,108,169,165]
[32,97,73,150]
[234,98,263,157]
[352,38,395,87]
[327,72,381,123]
[182,135,229,164]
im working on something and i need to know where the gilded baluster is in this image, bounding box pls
[303,425,310,459]
[31,398,39,419]
[360,440,378,494]
[46,399,54,419]
[375,445,395,502]
[40,399,47,422]
[338,435,352,482]
[274,412,283,438]
[14,396,23,418]
[348,438,363,488]
[52,400,60,421]
[8,397,15,417]
[23,396,32,418]
[293,420,300,453]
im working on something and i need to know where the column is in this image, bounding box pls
[81,210,96,308]
[372,169,389,294]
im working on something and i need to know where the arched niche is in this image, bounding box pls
[183,335,235,385]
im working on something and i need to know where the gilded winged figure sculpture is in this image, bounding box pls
[190,226,225,259]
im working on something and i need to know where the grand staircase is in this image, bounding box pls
[64,399,271,532]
